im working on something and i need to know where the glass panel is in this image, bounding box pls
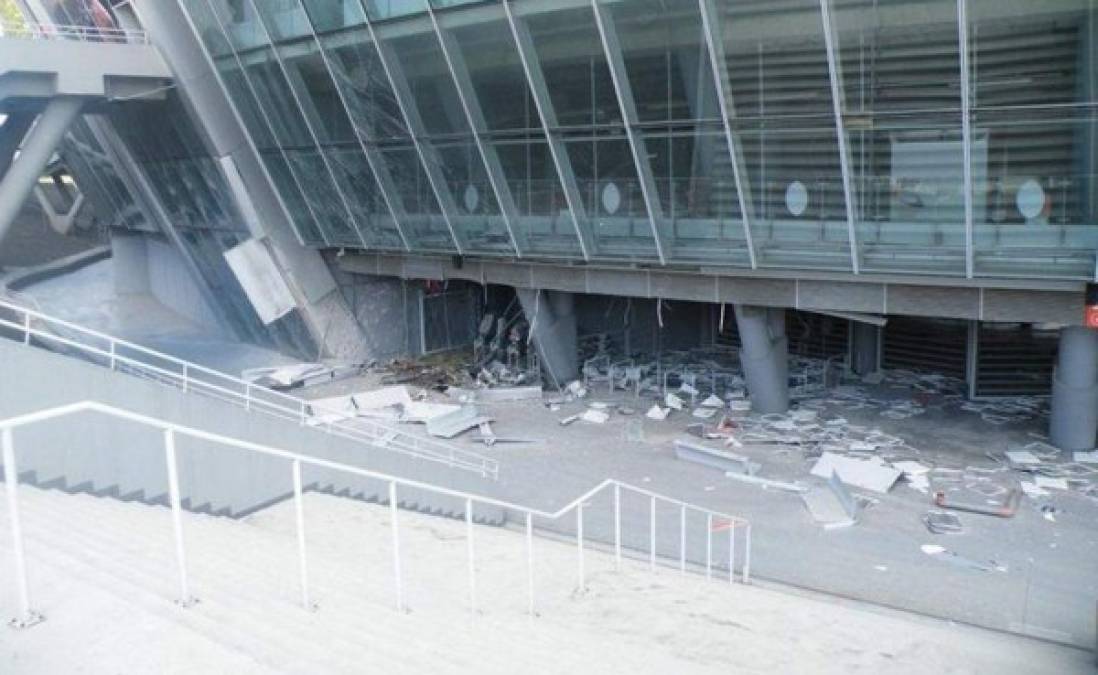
[604,0,749,266]
[363,0,427,22]
[182,0,325,244]
[317,22,457,252]
[834,0,966,275]
[716,0,853,271]
[256,1,405,250]
[970,0,1098,278]
[443,6,583,258]
[226,1,363,246]
[383,25,513,254]
[524,4,659,262]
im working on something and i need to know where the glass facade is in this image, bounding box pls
[167,0,1098,281]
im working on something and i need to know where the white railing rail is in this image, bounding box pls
[0,19,149,44]
[0,298,499,479]
[0,401,751,628]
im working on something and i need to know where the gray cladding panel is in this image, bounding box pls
[798,281,885,314]
[982,289,1081,325]
[717,278,796,307]
[649,273,716,303]
[887,285,979,319]
[585,268,649,297]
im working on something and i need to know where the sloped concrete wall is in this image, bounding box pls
[0,339,500,521]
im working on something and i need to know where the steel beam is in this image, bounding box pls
[590,0,668,265]
[819,0,861,274]
[698,0,757,269]
[0,97,83,249]
[502,0,594,261]
[958,0,975,279]
[247,0,372,250]
[427,5,524,257]
[356,3,465,254]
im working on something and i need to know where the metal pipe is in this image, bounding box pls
[2,427,38,627]
[576,503,585,591]
[165,429,192,606]
[466,498,476,612]
[525,512,535,616]
[389,481,403,612]
[292,459,311,610]
[613,483,621,571]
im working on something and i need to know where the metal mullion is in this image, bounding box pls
[192,0,327,248]
[246,0,372,250]
[426,6,523,258]
[294,0,411,252]
[958,0,975,279]
[502,0,593,261]
[357,4,464,254]
[590,0,668,265]
[698,0,757,269]
[819,0,861,274]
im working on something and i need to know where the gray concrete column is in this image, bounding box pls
[1050,326,1098,451]
[735,304,790,414]
[851,321,880,376]
[516,288,578,388]
[0,112,36,178]
[0,98,83,249]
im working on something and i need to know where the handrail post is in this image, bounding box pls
[3,427,41,628]
[164,429,195,607]
[109,341,116,371]
[182,365,189,393]
[525,512,535,617]
[729,523,736,585]
[649,497,656,571]
[299,401,307,426]
[705,514,712,581]
[245,383,252,411]
[389,481,403,612]
[743,524,752,584]
[576,503,585,592]
[613,483,621,571]
[22,312,30,345]
[292,459,313,610]
[465,498,476,613]
[679,505,686,575]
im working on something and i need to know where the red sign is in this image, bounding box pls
[1086,305,1098,329]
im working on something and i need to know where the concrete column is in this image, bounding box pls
[1049,326,1098,451]
[0,112,36,178]
[0,98,83,249]
[850,321,880,375]
[516,288,578,388]
[735,304,789,414]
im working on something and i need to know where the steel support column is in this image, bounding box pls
[247,0,373,250]
[0,112,35,178]
[427,6,524,257]
[958,0,975,279]
[503,0,594,261]
[0,97,83,249]
[590,0,669,265]
[698,0,757,269]
[819,0,861,274]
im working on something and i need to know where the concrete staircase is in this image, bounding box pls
[0,338,504,525]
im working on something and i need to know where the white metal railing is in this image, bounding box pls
[0,298,498,479]
[0,401,751,627]
[0,20,149,44]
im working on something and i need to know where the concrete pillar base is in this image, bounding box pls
[517,288,578,388]
[1050,326,1098,451]
[735,305,789,414]
[851,321,880,376]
